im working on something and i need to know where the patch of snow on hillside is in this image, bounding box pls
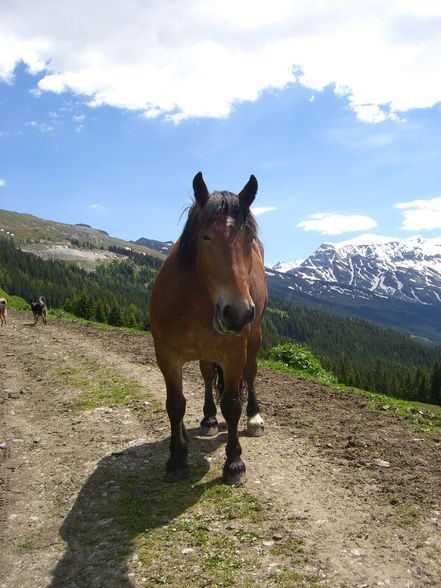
[272,259,304,273]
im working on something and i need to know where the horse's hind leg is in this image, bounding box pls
[156,351,189,482]
[244,328,265,437]
[199,361,218,436]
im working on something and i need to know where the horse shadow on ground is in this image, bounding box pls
[49,428,226,588]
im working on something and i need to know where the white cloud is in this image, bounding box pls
[396,196,441,230]
[1,1,441,122]
[297,212,378,235]
[251,206,277,216]
[88,203,103,210]
[25,120,54,132]
[0,177,6,187]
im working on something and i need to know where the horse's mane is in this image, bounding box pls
[178,191,259,273]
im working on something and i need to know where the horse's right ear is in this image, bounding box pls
[193,172,209,207]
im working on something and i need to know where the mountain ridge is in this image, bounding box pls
[274,233,441,304]
[0,208,165,263]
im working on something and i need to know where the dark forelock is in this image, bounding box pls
[177,190,258,273]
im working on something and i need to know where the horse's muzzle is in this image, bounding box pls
[214,301,255,334]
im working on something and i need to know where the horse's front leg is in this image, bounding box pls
[199,361,219,436]
[156,351,189,482]
[244,327,265,437]
[220,356,247,485]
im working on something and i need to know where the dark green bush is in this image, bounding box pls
[267,342,325,377]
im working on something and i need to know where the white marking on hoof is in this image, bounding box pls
[247,414,264,437]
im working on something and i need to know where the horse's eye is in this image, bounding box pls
[202,235,211,241]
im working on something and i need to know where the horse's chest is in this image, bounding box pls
[171,315,241,363]
[175,317,216,357]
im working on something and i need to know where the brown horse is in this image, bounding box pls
[150,172,267,485]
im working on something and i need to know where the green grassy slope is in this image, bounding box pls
[0,208,164,259]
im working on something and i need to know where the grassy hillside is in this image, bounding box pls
[0,287,28,310]
[261,342,441,436]
[0,208,164,260]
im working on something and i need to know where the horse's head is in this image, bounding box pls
[179,172,260,335]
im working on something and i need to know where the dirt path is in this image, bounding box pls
[1,312,440,587]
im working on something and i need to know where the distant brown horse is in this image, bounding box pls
[150,172,267,485]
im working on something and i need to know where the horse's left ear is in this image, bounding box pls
[238,175,258,208]
[193,172,210,208]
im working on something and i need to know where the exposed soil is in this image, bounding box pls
[22,244,127,263]
[1,311,440,587]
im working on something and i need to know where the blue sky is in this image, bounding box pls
[1,1,441,266]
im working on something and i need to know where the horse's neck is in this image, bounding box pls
[253,239,265,264]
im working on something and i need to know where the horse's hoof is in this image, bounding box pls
[164,467,190,483]
[223,470,247,486]
[200,424,219,436]
[223,460,246,486]
[247,414,265,437]
[200,417,218,437]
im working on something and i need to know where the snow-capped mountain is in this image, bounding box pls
[271,234,441,305]
[272,259,304,273]
[303,234,441,303]
[266,234,441,342]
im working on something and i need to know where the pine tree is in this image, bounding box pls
[64,298,73,313]
[374,358,387,394]
[415,368,430,403]
[107,301,123,326]
[75,292,94,319]
[94,300,106,323]
[429,363,441,406]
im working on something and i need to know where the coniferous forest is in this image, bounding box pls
[0,238,159,329]
[1,236,440,405]
[262,301,441,405]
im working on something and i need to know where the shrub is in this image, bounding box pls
[267,342,325,377]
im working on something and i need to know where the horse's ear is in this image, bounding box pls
[238,175,258,208]
[193,172,209,207]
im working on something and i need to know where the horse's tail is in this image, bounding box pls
[213,365,224,401]
[213,364,245,402]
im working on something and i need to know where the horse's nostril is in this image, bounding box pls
[223,304,231,319]
[247,305,255,323]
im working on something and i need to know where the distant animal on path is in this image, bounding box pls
[150,172,267,485]
[30,296,48,325]
[0,298,7,325]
